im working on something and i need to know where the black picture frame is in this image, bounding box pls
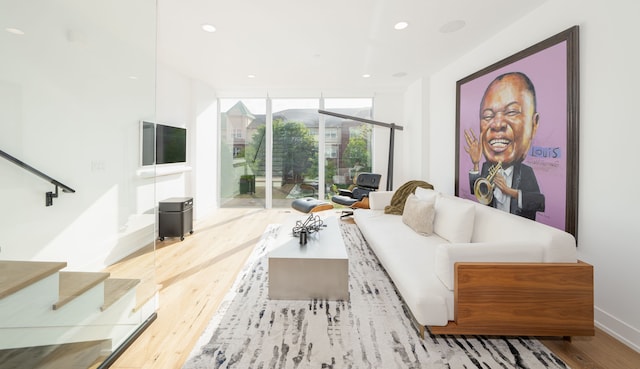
[454,26,579,238]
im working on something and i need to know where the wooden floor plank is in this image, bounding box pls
[101,208,639,369]
[2,208,638,368]
[110,208,293,369]
[540,330,640,369]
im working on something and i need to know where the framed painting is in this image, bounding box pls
[455,26,579,237]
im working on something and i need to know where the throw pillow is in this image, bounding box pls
[433,196,475,243]
[402,194,435,236]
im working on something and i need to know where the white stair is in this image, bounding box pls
[0,260,155,352]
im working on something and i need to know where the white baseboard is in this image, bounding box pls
[594,306,640,353]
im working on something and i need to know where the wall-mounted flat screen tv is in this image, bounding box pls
[141,121,155,166]
[140,121,187,166]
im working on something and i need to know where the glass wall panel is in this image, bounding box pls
[0,0,157,367]
[324,98,374,198]
[219,99,267,207]
[218,97,373,208]
[271,99,320,208]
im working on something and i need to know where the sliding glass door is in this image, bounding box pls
[270,99,319,207]
[219,97,373,208]
[323,98,374,197]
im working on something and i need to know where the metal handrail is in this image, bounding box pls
[0,149,75,206]
[318,109,403,191]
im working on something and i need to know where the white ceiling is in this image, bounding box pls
[157,0,548,93]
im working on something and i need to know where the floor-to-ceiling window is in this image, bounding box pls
[219,97,373,208]
[270,98,320,207]
[219,99,267,207]
[324,98,374,196]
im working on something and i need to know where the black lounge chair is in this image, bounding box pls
[331,173,381,217]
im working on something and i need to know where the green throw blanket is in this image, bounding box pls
[384,180,434,215]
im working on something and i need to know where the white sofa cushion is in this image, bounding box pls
[414,187,438,202]
[471,204,578,262]
[402,194,435,235]
[354,208,454,325]
[368,191,394,210]
[433,196,475,243]
[434,242,545,290]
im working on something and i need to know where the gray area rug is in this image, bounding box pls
[183,222,569,369]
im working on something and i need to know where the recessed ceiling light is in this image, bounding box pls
[394,22,409,30]
[247,74,256,79]
[128,76,138,80]
[392,72,407,78]
[201,24,216,33]
[6,27,25,35]
[439,20,466,33]
[362,74,371,78]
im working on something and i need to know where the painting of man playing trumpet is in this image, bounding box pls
[464,72,545,220]
[455,27,579,236]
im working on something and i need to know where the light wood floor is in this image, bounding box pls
[110,208,640,369]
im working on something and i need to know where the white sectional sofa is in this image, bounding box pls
[353,188,594,338]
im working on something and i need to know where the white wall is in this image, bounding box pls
[402,78,430,183]
[372,92,407,190]
[153,64,193,207]
[192,80,219,218]
[425,0,640,351]
[155,64,218,220]
[0,0,157,270]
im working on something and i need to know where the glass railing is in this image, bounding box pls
[0,0,157,367]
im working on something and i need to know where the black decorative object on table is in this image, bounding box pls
[292,213,325,244]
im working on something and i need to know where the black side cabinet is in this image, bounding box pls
[158,197,193,241]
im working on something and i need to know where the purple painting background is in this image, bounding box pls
[457,41,567,231]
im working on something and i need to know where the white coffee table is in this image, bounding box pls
[268,215,349,300]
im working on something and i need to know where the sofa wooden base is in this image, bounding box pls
[423,260,594,339]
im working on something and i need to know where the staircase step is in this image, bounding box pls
[0,261,67,300]
[102,278,140,311]
[0,340,110,369]
[54,272,110,310]
[88,354,110,369]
